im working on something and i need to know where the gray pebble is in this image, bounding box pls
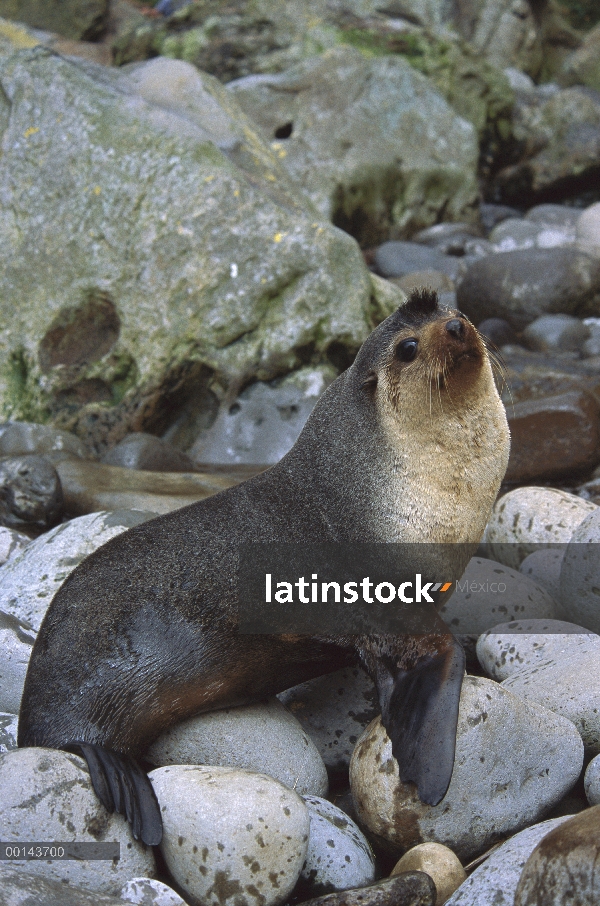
[298,795,375,897]
[149,764,309,906]
[0,421,87,461]
[445,816,572,905]
[350,677,583,862]
[521,314,590,354]
[0,867,133,905]
[0,712,18,753]
[147,697,328,797]
[519,548,565,602]
[0,748,155,894]
[583,317,600,357]
[0,455,63,531]
[559,508,600,632]
[0,526,30,566]
[440,557,559,659]
[484,487,597,569]
[489,219,575,253]
[192,367,335,466]
[584,754,600,805]
[0,509,156,629]
[502,633,600,753]
[0,609,35,713]
[477,318,517,347]
[120,877,189,906]
[102,433,195,473]
[476,619,598,681]
[278,667,378,775]
[374,241,462,281]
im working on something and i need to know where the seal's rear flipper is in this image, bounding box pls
[72,743,163,846]
[364,635,465,806]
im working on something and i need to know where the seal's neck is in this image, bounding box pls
[278,361,509,546]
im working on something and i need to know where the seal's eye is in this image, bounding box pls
[396,338,418,362]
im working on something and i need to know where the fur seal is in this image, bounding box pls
[18,289,510,845]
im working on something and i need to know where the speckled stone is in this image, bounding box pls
[0,509,157,629]
[298,795,375,898]
[120,877,189,906]
[0,608,35,713]
[0,526,30,566]
[445,816,571,905]
[484,487,597,569]
[349,677,583,862]
[577,202,600,256]
[476,619,597,681]
[0,748,155,894]
[0,867,132,906]
[149,764,309,906]
[277,667,378,775]
[440,558,558,659]
[584,753,600,805]
[0,712,18,753]
[559,508,600,632]
[519,548,565,603]
[501,632,600,753]
[514,806,600,905]
[147,697,327,797]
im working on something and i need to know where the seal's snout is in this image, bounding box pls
[445,317,465,340]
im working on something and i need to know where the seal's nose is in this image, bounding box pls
[445,318,464,340]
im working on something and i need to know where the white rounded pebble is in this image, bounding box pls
[0,510,156,629]
[484,488,596,568]
[559,508,600,632]
[476,619,598,681]
[0,712,18,752]
[149,764,310,906]
[299,795,375,897]
[576,202,600,256]
[519,547,565,602]
[0,748,155,894]
[277,667,378,774]
[501,634,600,752]
[440,558,559,639]
[121,877,190,906]
[445,816,572,905]
[147,697,327,797]
[584,754,600,805]
[0,526,30,566]
[0,609,35,713]
[349,676,583,862]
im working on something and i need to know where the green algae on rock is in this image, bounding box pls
[0,50,373,453]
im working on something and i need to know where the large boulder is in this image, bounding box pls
[493,85,600,206]
[561,22,600,92]
[0,51,373,454]
[0,0,108,41]
[228,46,479,246]
[112,3,513,166]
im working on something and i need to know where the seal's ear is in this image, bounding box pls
[361,370,378,391]
[364,635,465,806]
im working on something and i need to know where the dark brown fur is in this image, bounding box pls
[18,290,509,844]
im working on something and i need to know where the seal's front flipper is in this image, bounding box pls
[73,743,163,846]
[360,635,465,806]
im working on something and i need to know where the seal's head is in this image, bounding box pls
[348,288,510,543]
[355,288,497,414]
